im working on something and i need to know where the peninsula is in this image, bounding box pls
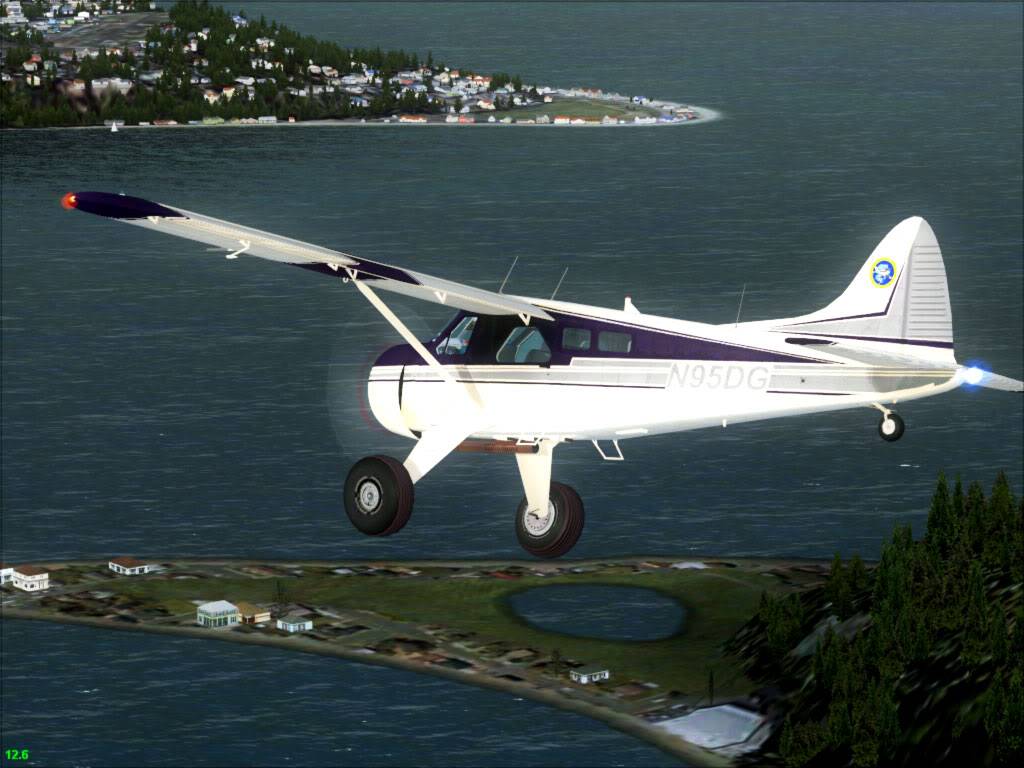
[0,0,712,129]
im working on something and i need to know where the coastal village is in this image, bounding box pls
[0,0,704,128]
[0,555,825,763]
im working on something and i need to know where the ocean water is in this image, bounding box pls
[1,2,1021,765]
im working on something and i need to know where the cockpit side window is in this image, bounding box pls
[496,327,552,364]
[435,316,477,356]
[598,330,632,354]
[562,327,591,351]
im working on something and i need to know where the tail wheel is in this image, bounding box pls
[344,455,414,536]
[878,413,906,442]
[515,482,585,559]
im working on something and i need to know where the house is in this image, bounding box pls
[276,614,313,633]
[203,89,219,105]
[445,114,459,123]
[553,115,571,125]
[236,601,271,624]
[197,600,240,628]
[257,115,277,124]
[12,565,49,592]
[570,665,610,685]
[108,557,159,576]
[476,98,495,111]
[220,85,235,100]
[398,114,427,123]
[457,115,475,124]
[535,114,551,124]
[0,564,13,585]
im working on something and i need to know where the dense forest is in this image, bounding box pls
[732,471,1023,767]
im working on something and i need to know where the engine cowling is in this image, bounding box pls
[367,344,418,438]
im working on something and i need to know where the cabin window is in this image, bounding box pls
[436,316,477,356]
[496,327,552,364]
[562,327,591,351]
[598,330,632,354]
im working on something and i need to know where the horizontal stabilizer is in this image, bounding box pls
[962,369,1024,392]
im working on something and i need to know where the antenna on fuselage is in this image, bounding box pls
[550,267,569,300]
[498,255,519,294]
[734,283,747,327]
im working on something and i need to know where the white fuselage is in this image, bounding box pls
[368,297,961,442]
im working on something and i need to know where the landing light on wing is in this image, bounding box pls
[61,192,78,210]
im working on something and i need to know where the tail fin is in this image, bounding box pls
[777,217,954,351]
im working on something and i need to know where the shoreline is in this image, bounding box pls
[3,606,727,767]
[1,104,722,131]
[2,555,822,766]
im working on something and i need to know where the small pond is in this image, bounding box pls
[506,585,686,641]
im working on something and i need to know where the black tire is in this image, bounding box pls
[878,412,905,442]
[515,481,585,558]
[344,455,414,536]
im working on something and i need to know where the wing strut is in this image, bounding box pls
[347,268,457,386]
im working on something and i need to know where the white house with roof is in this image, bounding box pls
[570,665,610,685]
[197,600,240,628]
[12,565,49,591]
[108,557,159,576]
[276,614,313,633]
[0,564,13,585]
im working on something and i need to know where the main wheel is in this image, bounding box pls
[344,456,414,536]
[878,412,905,442]
[515,482,585,559]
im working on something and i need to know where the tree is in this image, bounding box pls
[963,560,989,663]
[926,471,952,559]
[549,648,565,676]
[827,553,853,618]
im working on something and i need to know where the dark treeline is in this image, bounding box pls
[746,471,1022,768]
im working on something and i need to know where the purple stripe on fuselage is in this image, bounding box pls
[543,309,826,365]
[796,333,955,349]
[73,191,183,219]
[374,308,831,368]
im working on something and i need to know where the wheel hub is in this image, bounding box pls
[882,418,896,435]
[355,477,382,514]
[523,501,556,536]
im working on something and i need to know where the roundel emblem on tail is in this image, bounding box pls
[871,258,896,287]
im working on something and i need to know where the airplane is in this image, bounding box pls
[62,191,1023,558]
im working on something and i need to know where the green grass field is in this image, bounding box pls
[493,98,661,121]
[106,564,794,699]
